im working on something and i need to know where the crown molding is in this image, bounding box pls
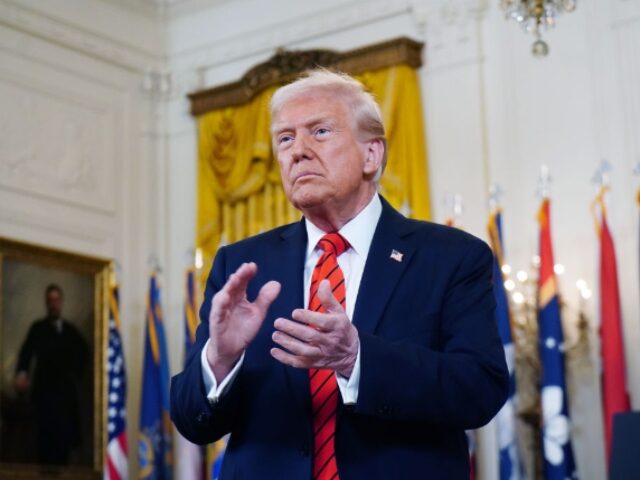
[0,0,161,73]
[0,0,489,101]
[174,0,413,69]
[173,0,489,88]
[97,0,232,19]
[188,36,423,115]
[0,202,114,245]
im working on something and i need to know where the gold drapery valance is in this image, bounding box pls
[191,37,431,272]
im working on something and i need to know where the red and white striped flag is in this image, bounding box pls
[105,283,128,479]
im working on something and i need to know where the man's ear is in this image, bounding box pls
[362,138,385,177]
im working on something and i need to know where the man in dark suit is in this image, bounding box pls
[15,283,89,465]
[171,70,508,479]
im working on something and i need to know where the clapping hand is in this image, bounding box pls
[206,262,281,381]
[270,280,359,378]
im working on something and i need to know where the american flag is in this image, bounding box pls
[105,285,129,479]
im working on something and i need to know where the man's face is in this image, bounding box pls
[46,290,63,318]
[272,93,380,213]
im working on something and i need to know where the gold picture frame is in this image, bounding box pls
[0,238,108,479]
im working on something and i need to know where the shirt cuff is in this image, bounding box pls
[200,338,245,404]
[336,340,360,405]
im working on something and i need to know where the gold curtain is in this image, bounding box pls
[196,64,431,272]
[356,65,431,219]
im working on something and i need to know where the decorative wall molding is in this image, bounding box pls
[0,0,491,105]
[0,0,160,72]
[0,202,114,245]
[610,15,640,30]
[175,0,413,71]
[410,0,488,72]
[0,71,118,214]
[614,24,640,164]
[410,0,488,32]
[98,0,231,19]
[611,0,640,27]
[142,68,174,101]
[188,36,423,115]
[165,0,488,101]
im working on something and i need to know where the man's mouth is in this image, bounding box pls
[293,171,321,182]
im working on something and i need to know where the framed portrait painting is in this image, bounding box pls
[0,238,109,479]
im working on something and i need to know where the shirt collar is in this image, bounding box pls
[305,194,382,258]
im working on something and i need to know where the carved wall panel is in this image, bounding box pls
[0,72,117,214]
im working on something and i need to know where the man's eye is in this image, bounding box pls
[278,135,293,145]
[315,128,330,136]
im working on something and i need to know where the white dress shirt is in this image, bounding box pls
[201,194,382,405]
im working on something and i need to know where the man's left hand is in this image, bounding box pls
[270,279,359,378]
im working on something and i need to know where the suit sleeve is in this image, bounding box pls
[354,240,509,429]
[16,323,37,374]
[170,246,246,444]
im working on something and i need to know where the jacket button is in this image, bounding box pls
[378,404,391,415]
[196,411,209,424]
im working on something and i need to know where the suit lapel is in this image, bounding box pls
[352,198,418,335]
[268,200,418,413]
[269,220,311,414]
[270,219,306,313]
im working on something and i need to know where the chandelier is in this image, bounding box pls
[500,0,577,57]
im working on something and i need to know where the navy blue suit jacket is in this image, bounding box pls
[171,197,508,479]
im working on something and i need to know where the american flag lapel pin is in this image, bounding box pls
[390,249,403,262]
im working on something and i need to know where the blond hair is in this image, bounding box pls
[270,69,387,179]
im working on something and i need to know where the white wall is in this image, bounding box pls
[481,1,640,477]
[1,0,638,478]
[0,0,165,476]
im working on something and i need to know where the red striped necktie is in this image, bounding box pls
[308,232,349,480]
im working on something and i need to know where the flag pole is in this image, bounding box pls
[487,184,524,480]
[592,161,631,466]
[442,193,464,228]
[634,160,640,314]
[535,164,578,480]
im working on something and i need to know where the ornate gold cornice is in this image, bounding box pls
[188,36,424,116]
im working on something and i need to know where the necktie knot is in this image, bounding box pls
[317,233,349,257]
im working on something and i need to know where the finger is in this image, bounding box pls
[270,347,308,369]
[317,279,345,314]
[210,263,257,321]
[291,308,332,330]
[223,262,257,298]
[254,280,281,313]
[274,318,318,343]
[210,289,232,321]
[271,331,319,357]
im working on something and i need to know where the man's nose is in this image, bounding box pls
[291,133,312,162]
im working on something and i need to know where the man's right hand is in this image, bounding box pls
[207,262,281,381]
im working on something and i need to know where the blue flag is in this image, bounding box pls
[183,269,199,363]
[177,269,206,480]
[537,199,578,479]
[487,209,522,480]
[139,274,173,480]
